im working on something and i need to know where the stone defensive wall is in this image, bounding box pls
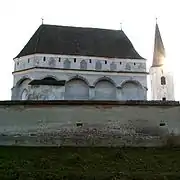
[0,100,180,147]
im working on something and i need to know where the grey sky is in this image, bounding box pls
[0,0,179,100]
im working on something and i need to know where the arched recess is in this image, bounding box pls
[63,59,71,69]
[15,77,31,100]
[121,80,144,100]
[64,77,89,100]
[16,77,31,87]
[80,60,87,70]
[94,79,116,100]
[95,61,102,70]
[21,89,28,100]
[110,62,117,71]
[40,76,58,81]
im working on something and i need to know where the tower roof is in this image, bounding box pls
[152,22,166,67]
[15,24,144,59]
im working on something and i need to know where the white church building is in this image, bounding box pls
[11,22,174,101]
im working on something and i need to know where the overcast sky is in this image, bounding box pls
[0,0,179,100]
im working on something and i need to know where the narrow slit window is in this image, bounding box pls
[74,58,76,63]
[105,60,107,64]
[43,57,46,61]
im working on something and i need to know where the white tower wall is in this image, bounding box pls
[150,66,174,100]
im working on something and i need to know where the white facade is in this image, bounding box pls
[150,66,174,101]
[11,54,148,101]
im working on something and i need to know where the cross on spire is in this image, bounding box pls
[41,18,44,24]
[120,22,122,30]
[156,17,158,24]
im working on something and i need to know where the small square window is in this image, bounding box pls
[43,57,46,61]
[59,58,61,62]
[160,122,165,126]
[89,59,91,63]
[74,58,76,62]
[76,122,83,127]
[105,60,107,64]
[162,97,166,101]
[134,63,136,65]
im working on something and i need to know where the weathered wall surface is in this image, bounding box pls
[12,54,147,101]
[12,68,147,101]
[0,101,180,147]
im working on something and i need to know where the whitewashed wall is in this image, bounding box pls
[12,69,147,100]
[150,66,174,100]
[13,54,147,72]
[12,54,147,101]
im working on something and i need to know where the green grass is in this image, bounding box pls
[0,146,180,179]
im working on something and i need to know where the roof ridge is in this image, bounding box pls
[41,23,124,32]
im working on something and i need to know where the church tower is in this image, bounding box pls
[150,22,174,100]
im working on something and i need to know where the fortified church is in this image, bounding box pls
[11,21,174,101]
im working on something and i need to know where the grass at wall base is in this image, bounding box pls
[0,146,180,179]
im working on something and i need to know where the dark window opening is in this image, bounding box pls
[105,60,107,64]
[161,76,166,85]
[59,58,61,62]
[74,58,76,62]
[160,122,166,126]
[76,122,83,127]
[43,57,46,61]
[120,62,122,65]
[28,59,30,63]
[89,59,91,63]
[162,97,166,101]
[17,62,19,65]
[134,63,136,65]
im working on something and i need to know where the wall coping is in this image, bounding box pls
[0,100,179,106]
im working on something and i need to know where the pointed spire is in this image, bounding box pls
[152,20,166,67]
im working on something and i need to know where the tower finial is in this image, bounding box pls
[41,18,44,25]
[155,17,158,24]
[120,22,122,30]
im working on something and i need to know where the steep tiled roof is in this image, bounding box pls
[15,24,144,59]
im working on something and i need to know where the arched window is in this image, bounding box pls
[63,59,71,69]
[95,61,102,70]
[80,60,87,70]
[161,76,166,85]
